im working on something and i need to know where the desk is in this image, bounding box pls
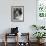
[4,33,30,46]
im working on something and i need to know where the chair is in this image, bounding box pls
[4,27,19,46]
[18,33,30,46]
[4,33,18,46]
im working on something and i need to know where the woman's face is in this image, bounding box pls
[15,10,20,17]
[14,10,21,20]
[14,8,22,20]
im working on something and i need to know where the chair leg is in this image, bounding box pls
[4,33,7,46]
[4,41,7,46]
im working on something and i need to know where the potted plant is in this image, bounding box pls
[33,32,46,43]
[32,25,39,30]
[32,24,45,30]
[32,25,46,43]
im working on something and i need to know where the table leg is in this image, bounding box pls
[4,34,7,46]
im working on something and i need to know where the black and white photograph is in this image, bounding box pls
[11,6,24,22]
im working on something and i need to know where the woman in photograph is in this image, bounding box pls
[13,8,23,20]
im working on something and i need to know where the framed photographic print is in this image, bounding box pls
[37,0,46,18]
[11,6,24,22]
[36,0,46,26]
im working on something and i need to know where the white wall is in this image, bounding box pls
[0,0,36,33]
[0,0,36,42]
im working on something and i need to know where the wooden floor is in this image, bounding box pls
[0,42,46,46]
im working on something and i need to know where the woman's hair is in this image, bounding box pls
[14,8,22,15]
[13,8,22,19]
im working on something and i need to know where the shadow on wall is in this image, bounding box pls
[29,25,37,42]
[2,28,11,34]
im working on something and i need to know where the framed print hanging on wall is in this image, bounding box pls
[11,6,24,22]
[36,0,46,25]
